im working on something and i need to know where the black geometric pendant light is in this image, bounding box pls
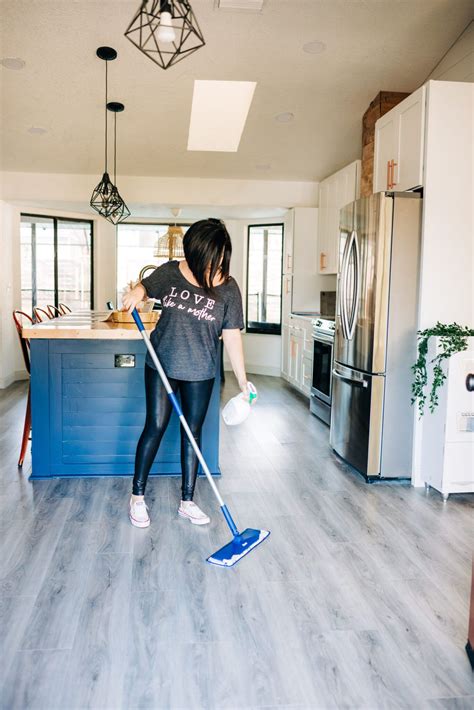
[106,102,131,225]
[90,47,124,221]
[125,1,205,70]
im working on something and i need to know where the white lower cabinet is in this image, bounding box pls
[301,353,313,397]
[282,315,314,397]
[281,324,290,379]
[289,332,303,386]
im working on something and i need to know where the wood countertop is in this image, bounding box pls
[23,310,158,340]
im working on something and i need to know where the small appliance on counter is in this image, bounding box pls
[310,317,335,425]
[330,191,422,479]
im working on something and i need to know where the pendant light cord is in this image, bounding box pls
[114,113,117,185]
[104,60,108,173]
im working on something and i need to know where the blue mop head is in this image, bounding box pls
[206,527,270,567]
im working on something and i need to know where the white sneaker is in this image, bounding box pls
[129,495,150,528]
[178,500,210,525]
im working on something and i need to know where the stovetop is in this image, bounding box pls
[311,317,336,337]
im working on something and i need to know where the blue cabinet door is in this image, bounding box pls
[30,339,221,478]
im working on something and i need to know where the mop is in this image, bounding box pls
[132,308,270,567]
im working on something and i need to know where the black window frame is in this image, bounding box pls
[245,222,284,336]
[21,213,94,311]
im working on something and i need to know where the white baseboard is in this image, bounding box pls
[0,371,29,390]
[224,364,281,377]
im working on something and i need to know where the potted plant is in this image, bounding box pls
[411,322,474,417]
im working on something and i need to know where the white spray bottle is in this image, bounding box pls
[222,382,258,426]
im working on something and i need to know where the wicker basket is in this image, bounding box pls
[108,310,159,324]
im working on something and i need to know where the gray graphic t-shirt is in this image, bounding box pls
[140,260,244,380]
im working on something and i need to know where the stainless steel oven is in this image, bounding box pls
[310,318,335,425]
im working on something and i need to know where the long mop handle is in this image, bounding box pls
[132,309,239,536]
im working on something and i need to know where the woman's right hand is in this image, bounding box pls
[122,283,147,314]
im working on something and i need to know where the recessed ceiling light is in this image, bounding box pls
[28,126,48,135]
[303,40,326,55]
[275,112,294,123]
[188,80,257,152]
[1,57,26,70]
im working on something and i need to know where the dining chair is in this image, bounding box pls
[12,311,34,467]
[58,303,72,314]
[33,306,51,323]
[47,304,62,318]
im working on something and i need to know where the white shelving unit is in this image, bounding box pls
[421,338,474,501]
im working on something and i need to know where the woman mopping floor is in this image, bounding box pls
[122,218,253,529]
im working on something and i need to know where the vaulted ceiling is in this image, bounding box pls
[1,0,472,181]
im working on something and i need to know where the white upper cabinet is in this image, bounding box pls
[283,210,294,274]
[318,160,361,275]
[291,207,319,311]
[374,85,426,193]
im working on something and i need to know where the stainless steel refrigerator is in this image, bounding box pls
[329,192,422,479]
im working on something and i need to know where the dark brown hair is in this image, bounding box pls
[183,218,232,295]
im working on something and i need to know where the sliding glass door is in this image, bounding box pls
[21,215,93,314]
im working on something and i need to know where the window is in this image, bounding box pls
[246,223,284,335]
[116,223,188,306]
[20,215,93,314]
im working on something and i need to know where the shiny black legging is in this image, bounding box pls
[132,363,214,499]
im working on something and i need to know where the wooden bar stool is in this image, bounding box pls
[47,304,62,318]
[58,303,72,314]
[33,306,51,323]
[12,311,34,467]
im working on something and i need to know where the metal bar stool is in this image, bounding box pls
[33,306,51,323]
[58,303,72,314]
[47,304,62,318]
[12,311,34,467]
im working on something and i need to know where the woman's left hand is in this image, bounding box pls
[239,380,257,404]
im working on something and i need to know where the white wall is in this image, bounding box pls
[1,172,319,210]
[0,172,319,387]
[412,80,474,486]
[291,207,338,313]
[0,201,23,388]
[426,21,474,83]
[94,219,118,310]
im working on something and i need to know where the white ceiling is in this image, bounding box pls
[1,0,472,182]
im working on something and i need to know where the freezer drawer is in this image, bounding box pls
[329,362,384,477]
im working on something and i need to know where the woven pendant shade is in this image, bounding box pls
[154,225,185,259]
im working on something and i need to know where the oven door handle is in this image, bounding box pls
[312,334,334,345]
[332,368,368,388]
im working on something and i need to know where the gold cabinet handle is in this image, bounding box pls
[387,160,391,190]
[285,277,290,294]
[286,254,292,270]
[391,160,398,188]
[320,252,327,270]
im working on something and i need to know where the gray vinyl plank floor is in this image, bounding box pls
[0,376,473,710]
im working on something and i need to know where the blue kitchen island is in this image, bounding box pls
[24,311,221,479]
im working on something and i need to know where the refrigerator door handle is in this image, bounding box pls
[346,230,360,341]
[332,367,368,388]
[339,232,351,340]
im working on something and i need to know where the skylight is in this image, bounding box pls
[187,80,257,152]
